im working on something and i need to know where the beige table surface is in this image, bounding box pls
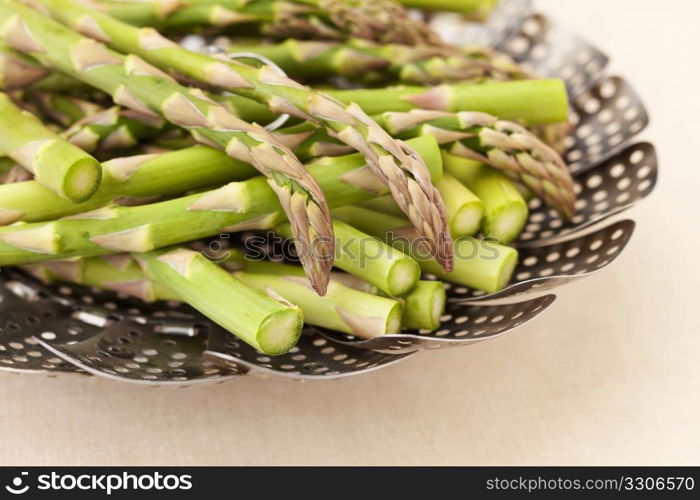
[1,0,699,466]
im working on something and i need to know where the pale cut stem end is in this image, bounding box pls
[451,202,484,238]
[485,202,528,245]
[62,157,102,203]
[257,309,304,356]
[386,258,421,297]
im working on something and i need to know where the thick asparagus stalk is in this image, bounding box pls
[27,253,403,337]
[218,38,526,85]
[137,247,303,355]
[36,0,453,273]
[235,271,402,338]
[0,0,334,294]
[0,92,102,202]
[94,0,441,45]
[218,78,569,126]
[276,219,421,296]
[443,151,528,244]
[24,254,179,301]
[0,136,441,266]
[332,206,518,293]
[434,173,484,237]
[401,280,446,331]
[0,145,258,225]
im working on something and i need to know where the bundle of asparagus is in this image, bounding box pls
[0,0,576,355]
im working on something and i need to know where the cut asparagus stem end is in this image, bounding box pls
[402,280,447,332]
[387,258,421,297]
[452,201,484,237]
[63,157,102,202]
[386,302,404,334]
[258,309,304,356]
[488,202,529,244]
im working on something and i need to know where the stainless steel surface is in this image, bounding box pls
[0,0,656,384]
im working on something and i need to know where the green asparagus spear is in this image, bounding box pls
[443,151,528,244]
[332,205,518,293]
[401,280,446,331]
[0,92,102,202]
[137,247,303,355]
[276,219,421,296]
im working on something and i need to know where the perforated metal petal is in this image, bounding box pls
[319,294,555,354]
[204,327,415,380]
[428,0,533,48]
[518,143,656,245]
[450,219,636,304]
[565,76,650,175]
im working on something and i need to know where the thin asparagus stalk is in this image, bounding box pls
[0,92,102,202]
[332,206,518,293]
[397,0,496,18]
[235,271,402,338]
[0,0,334,294]
[218,250,380,293]
[0,136,441,266]
[0,145,258,225]
[434,173,484,238]
[94,0,441,45]
[35,0,453,273]
[218,38,527,85]
[137,247,304,355]
[29,92,104,127]
[401,280,446,331]
[276,219,421,297]
[443,151,528,244]
[62,106,168,153]
[376,110,575,219]
[24,254,179,301]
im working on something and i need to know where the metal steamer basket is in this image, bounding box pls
[0,0,657,384]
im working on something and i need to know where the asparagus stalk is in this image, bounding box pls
[0,39,49,89]
[398,0,496,18]
[401,280,446,331]
[0,92,102,202]
[332,206,518,293]
[62,106,168,153]
[27,253,403,337]
[219,251,380,293]
[35,0,453,273]
[0,136,440,266]
[235,271,402,338]
[357,195,407,218]
[0,0,335,294]
[93,0,441,45]
[282,109,575,218]
[0,145,259,225]
[29,92,104,127]
[376,110,575,219]
[276,219,421,297]
[218,78,569,126]
[24,254,179,301]
[218,38,526,85]
[434,173,484,238]
[137,247,304,355]
[443,151,528,244]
